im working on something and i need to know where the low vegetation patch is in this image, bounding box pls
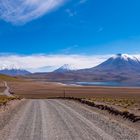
[56,97,140,123]
[90,97,136,108]
[0,95,21,106]
[0,74,19,81]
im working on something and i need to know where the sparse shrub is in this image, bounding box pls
[0,95,21,106]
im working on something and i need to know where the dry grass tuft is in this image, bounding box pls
[0,95,21,106]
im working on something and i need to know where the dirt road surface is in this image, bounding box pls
[0,99,139,140]
[0,81,13,97]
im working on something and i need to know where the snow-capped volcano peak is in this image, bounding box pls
[112,54,139,62]
[0,64,31,76]
[60,64,76,70]
[54,64,77,72]
[93,53,140,72]
[0,64,22,70]
[113,53,130,60]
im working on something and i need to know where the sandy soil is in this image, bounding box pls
[8,81,140,98]
[8,81,140,110]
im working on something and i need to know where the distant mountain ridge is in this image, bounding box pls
[27,54,140,83]
[0,68,31,76]
[54,64,77,73]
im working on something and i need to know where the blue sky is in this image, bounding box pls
[0,0,140,71]
[0,0,140,55]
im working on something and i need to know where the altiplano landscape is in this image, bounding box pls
[0,76,140,140]
[0,54,140,140]
[0,0,140,139]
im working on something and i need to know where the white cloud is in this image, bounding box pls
[0,54,111,72]
[0,54,140,72]
[0,0,65,24]
[0,54,139,73]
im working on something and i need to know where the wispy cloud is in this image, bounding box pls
[65,0,87,17]
[60,45,79,54]
[0,0,65,24]
[0,54,111,72]
[66,9,77,17]
[79,0,88,4]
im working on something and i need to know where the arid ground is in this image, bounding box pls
[0,79,140,140]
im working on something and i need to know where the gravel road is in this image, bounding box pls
[2,81,13,97]
[0,99,139,140]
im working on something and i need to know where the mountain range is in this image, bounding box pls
[0,68,31,76]
[1,54,140,82]
[29,54,140,82]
